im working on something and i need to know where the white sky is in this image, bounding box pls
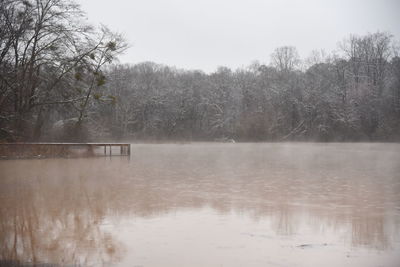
[78,0,400,72]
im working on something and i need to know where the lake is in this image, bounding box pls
[0,143,399,266]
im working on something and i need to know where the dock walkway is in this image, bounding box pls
[0,143,131,159]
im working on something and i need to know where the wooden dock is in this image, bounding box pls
[0,143,131,159]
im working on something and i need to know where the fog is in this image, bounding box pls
[1,0,400,142]
[1,0,400,266]
[1,143,400,266]
[79,0,400,72]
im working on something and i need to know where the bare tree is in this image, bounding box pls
[270,46,300,72]
[0,0,127,140]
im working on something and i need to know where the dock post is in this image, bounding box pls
[88,144,94,156]
[109,145,111,156]
[104,145,106,155]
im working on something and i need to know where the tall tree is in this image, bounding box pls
[0,0,126,141]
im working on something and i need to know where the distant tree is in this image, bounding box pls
[270,46,300,72]
[97,32,399,142]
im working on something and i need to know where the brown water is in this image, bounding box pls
[1,143,400,267]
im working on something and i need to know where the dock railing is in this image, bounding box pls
[0,143,131,159]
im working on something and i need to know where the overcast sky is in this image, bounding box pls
[78,0,400,72]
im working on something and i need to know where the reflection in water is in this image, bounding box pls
[0,143,400,266]
[0,168,124,266]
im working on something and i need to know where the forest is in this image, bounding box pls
[1,0,400,142]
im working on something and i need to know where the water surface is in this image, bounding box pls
[1,143,400,266]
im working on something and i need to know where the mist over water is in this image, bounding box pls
[1,1,400,266]
[0,143,400,266]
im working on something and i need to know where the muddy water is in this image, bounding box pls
[0,143,400,267]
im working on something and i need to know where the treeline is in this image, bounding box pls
[94,32,400,142]
[1,2,399,142]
